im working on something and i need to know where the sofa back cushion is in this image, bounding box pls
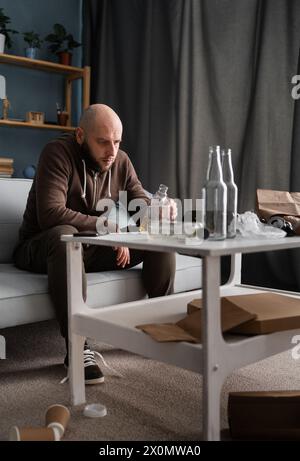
[0,178,32,263]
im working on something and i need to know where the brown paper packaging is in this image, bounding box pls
[256,189,300,233]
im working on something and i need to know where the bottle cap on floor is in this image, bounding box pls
[83,403,107,418]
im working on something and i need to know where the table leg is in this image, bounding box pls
[202,255,225,441]
[69,333,86,405]
[67,241,86,406]
[225,253,242,287]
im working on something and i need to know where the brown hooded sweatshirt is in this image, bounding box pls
[18,133,149,241]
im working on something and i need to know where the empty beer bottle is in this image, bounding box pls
[221,148,238,238]
[203,146,227,240]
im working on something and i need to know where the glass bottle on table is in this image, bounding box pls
[203,146,227,240]
[147,184,172,237]
[221,148,238,238]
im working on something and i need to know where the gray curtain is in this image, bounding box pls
[84,0,300,289]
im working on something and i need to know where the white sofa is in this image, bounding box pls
[0,178,202,329]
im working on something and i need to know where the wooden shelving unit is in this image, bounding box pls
[0,119,75,131]
[0,53,90,131]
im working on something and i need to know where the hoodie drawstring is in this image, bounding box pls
[81,159,87,199]
[81,159,112,200]
[107,168,112,198]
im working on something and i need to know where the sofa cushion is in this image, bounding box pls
[0,254,201,329]
[0,178,33,264]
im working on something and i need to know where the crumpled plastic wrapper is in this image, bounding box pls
[236,211,286,238]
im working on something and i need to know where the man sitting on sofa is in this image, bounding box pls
[13,104,176,384]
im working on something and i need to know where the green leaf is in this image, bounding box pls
[45,23,81,53]
[53,23,66,39]
[45,33,58,42]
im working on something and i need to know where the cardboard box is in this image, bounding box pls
[186,298,256,334]
[136,299,256,343]
[227,293,300,335]
[137,292,300,343]
[228,391,300,440]
[189,292,300,335]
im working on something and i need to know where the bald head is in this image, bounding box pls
[79,104,122,136]
[76,104,123,172]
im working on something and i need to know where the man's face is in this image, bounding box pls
[80,123,122,172]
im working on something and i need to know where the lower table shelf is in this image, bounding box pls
[73,285,300,375]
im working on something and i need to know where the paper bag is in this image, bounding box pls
[256,189,300,233]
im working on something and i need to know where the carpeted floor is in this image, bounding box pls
[0,320,300,441]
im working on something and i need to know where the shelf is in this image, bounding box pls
[0,54,90,132]
[0,119,75,132]
[0,53,85,79]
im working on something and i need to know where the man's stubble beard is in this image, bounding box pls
[81,140,96,162]
[81,140,114,172]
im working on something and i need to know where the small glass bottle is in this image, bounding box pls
[203,146,227,240]
[148,184,171,236]
[152,184,170,213]
[221,148,238,238]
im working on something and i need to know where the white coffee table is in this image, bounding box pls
[61,232,300,440]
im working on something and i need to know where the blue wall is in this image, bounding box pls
[0,0,82,177]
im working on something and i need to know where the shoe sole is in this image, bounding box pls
[63,365,105,385]
[85,377,105,385]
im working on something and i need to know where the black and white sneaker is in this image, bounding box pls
[83,346,104,385]
[63,344,104,385]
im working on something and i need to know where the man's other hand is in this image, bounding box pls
[113,246,130,268]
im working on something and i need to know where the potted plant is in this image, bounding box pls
[45,23,81,66]
[23,31,43,59]
[0,8,18,53]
